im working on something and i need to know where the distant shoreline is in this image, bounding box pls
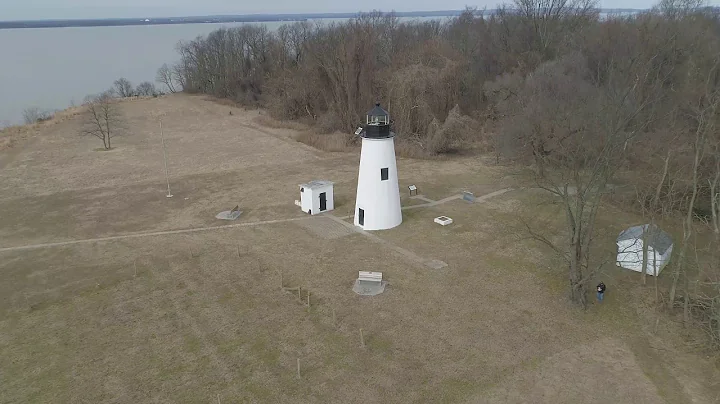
[0,9,643,29]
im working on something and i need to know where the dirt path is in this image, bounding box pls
[326,214,448,270]
[0,188,514,254]
[0,216,308,253]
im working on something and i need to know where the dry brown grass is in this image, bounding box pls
[1,104,88,152]
[395,138,432,159]
[0,126,26,151]
[0,94,718,403]
[253,110,352,153]
[254,114,312,132]
[203,95,244,108]
[294,131,351,153]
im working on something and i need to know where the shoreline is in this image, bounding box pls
[0,9,644,29]
[2,11,462,29]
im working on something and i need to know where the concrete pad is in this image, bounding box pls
[215,210,242,220]
[295,216,354,239]
[424,259,448,270]
[353,280,387,296]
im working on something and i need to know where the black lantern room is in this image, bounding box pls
[360,102,393,139]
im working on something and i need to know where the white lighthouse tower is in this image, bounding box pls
[354,102,402,230]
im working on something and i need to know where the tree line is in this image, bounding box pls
[157,0,720,345]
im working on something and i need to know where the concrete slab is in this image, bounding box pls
[424,259,449,270]
[295,216,354,239]
[215,210,242,220]
[353,280,388,296]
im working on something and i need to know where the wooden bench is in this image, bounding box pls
[358,271,383,283]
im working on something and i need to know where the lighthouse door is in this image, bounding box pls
[358,208,365,226]
[319,192,327,211]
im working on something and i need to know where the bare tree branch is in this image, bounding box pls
[113,78,134,98]
[80,91,125,150]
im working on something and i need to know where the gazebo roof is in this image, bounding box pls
[617,224,673,255]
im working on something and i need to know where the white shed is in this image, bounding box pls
[296,180,334,215]
[616,224,673,276]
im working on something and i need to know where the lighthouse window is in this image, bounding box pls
[381,168,389,181]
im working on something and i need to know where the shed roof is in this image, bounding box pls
[300,180,334,190]
[617,224,673,255]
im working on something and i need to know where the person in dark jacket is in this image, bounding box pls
[596,282,606,302]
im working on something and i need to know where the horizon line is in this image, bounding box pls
[0,8,649,24]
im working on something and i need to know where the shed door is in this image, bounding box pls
[358,208,365,226]
[319,192,327,211]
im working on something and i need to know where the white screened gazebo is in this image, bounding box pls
[616,224,673,276]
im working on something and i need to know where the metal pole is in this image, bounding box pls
[160,120,173,198]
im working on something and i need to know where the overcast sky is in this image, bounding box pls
[0,0,711,21]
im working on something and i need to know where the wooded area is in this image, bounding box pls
[159,1,720,348]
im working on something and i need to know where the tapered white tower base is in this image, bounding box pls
[354,137,402,230]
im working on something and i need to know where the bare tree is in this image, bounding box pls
[136,81,157,97]
[654,0,705,18]
[113,78,134,98]
[22,107,53,124]
[630,113,686,291]
[668,57,720,317]
[711,141,720,239]
[513,0,599,57]
[81,91,124,150]
[682,145,720,346]
[709,138,720,344]
[156,63,178,93]
[633,146,673,305]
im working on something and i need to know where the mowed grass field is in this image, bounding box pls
[0,94,718,403]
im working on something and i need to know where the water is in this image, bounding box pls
[0,22,287,127]
[0,17,444,128]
